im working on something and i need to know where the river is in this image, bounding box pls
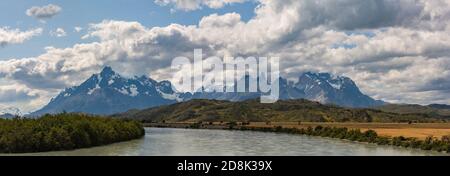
[13,128,448,156]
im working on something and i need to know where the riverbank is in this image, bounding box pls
[144,122,450,153]
[145,122,450,139]
[0,113,145,153]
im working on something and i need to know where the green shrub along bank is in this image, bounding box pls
[0,113,145,153]
[237,126,450,153]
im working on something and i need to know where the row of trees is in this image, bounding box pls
[0,113,145,153]
[239,126,450,153]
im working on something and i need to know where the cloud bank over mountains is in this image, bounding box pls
[2,0,450,112]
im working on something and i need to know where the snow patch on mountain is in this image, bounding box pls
[327,80,342,90]
[88,84,100,95]
[158,89,183,102]
[129,85,139,97]
[116,87,129,95]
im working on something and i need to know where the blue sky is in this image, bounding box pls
[0,0,257,59]
[2,0,450,112]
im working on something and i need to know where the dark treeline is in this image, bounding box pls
[238,126,450,153]
[0,113,145,153]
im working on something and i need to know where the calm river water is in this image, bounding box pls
[13,128,449,156]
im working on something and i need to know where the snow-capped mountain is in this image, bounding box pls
[185,75,261,102]
[185,73,383,108]
[0,106,22,118]
[293,72,384,107]
[31,67,384,116]
[31,67,181,116]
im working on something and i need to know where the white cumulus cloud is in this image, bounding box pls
[74,27,83,33]
[26,4,62,20]
[3,0,450,112]
[154,0,248,11]
[50,28,67,37]
[0,27,43,47]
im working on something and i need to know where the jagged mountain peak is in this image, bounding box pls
[296,72,383,107]
[32,68,384,116]
[301,72,354,89]
[90,67,120,86]
[100,66,114,75]
[32,67,180,116]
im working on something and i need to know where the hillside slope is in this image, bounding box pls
[113,99,444,123]
[376,104,450,118]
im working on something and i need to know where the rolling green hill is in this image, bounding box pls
[376,104,450,118]
[112,99,447,123]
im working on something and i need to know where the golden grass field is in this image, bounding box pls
[246,122,450,139]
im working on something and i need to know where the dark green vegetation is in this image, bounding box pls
[377,104,450,118]
[113,99,447,123]
[236,125,450,153]
[0,113,145,153]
